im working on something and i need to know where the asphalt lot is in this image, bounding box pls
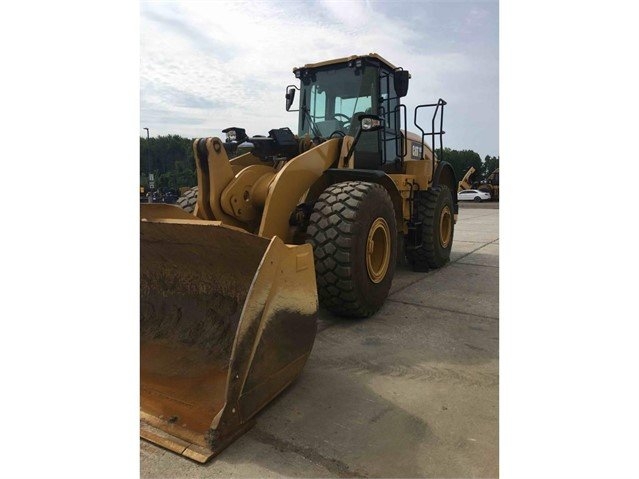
[141,204,499,478]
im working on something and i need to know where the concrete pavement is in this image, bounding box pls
[141,205,499,478]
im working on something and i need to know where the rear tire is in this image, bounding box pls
[307,181,397,318]
[176,186,198,214]
[406,185,454,271]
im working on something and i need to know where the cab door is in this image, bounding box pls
[378,67,404,166]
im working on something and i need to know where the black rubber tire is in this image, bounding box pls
[474,196,481,202]
[405,185,454,271]
[176,186,198,214]
[307,181,397,318]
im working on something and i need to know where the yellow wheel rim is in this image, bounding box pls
[439,205,452,248]
[366,218,391,283]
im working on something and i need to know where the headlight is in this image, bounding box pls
[361,118,381,131]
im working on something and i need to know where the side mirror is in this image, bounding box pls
[394,70,410,97]
[285,87,296,111]
[358,114,384,132]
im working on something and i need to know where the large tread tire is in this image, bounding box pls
[406,185,454,271]
[176,186,198,214]
[307,181,397,318]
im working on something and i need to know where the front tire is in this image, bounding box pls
[307,181,397,318]
[406,185,454,271]
[176,186,198,213]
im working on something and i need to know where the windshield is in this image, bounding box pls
[298,65,378,138]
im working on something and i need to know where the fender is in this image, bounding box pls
[433,161,458,214]
[319,169,404,228]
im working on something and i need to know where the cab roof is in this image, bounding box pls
[293,53,400,73]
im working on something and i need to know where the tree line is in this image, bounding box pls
[140,135,499,190]
[140,135,197,190]
[439,148,499,185]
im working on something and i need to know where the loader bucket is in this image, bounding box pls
[140,204,318,462]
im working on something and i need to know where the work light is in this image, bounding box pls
[361,116,383,131]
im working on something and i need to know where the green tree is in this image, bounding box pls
[140,135,196,189]
[481,155,499,178]
[440,148,483,183]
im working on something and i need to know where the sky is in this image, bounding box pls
[140,0,498,158]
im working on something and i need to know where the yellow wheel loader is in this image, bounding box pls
[458,166,477,192]
[478,167,499,200]
[140,53,458,462]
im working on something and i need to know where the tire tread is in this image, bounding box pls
[307,181,396,317]
[406,185,453,270]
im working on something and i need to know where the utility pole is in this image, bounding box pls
[144,127,153,203]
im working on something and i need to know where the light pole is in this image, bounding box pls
[143,127,152,203]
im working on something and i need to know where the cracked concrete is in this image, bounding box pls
[140,204,499,478]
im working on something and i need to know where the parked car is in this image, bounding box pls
[458,189,491,202]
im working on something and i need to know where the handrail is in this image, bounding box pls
[414,98,447,181]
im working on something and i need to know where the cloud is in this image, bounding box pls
[140,105,205,126]
[143,82,230,109]
[140,0,498,156]
[142,5,234,61]
[465,6,490,27]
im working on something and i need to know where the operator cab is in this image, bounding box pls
[289,53,410,170]
[224,54,444,171]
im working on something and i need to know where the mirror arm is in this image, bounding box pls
[343,128,363,166]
